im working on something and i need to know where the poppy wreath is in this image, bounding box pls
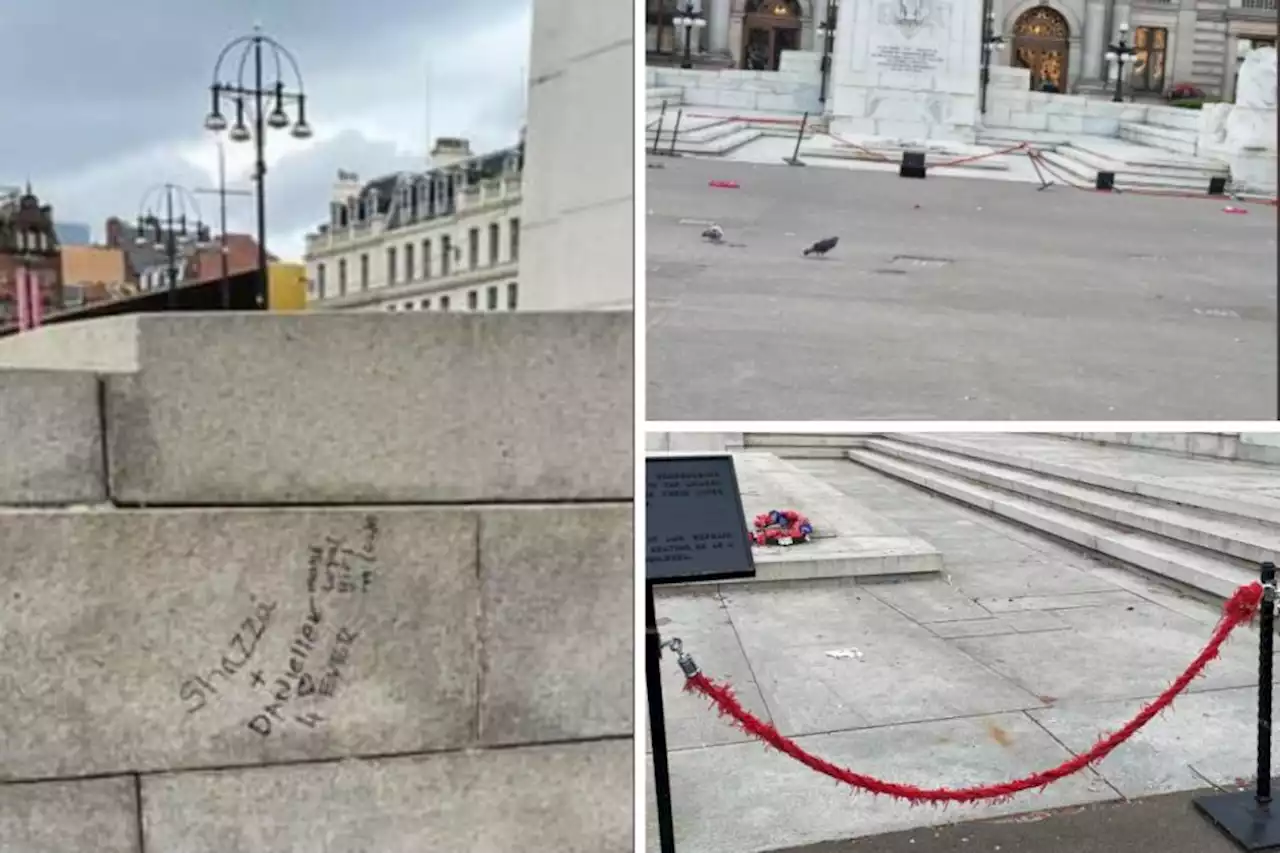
[750,509,814,546]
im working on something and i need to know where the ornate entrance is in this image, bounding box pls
[1011,6,1070,93]
[742,0,804,71]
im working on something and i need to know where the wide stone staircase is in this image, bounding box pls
[0,312,632,850]
[847,433,1280,604]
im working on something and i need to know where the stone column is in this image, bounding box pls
[709,0,731,53]
[811,0,828,54]
[1082,0,1106,81]
[1109,3,1131,84]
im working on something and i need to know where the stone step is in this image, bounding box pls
[860,437,1280,565]
[0,503,631,781]
[888,434,1280,527]
[1056,143,1227,183]
[647,86,684,111]
[645,116,740,145]
[801,143,1011,171]
[1142,107,1203,132]
[1035,150,1222,192]
[741,433,873,458]
[1060,432,1280,466]
[848,448,1264,604]
[654,126,764,157]
[669,451,942,586]
[1118,121,1199,156]
[0,368,105,505]
[0,313,631,506]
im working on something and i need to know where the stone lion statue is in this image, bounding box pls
[1236,45,1277,110]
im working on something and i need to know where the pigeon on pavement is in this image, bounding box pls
[803,236,838,257]
[702,224,724,243]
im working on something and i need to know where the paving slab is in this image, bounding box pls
[729,452,942,582]
[647,712,1119,853]
[647,158,1277,420]
[773,787,1243,853]
[0,368,105,505]
[953,600,1260,703]
[0,776,139,853]
[927,610,1072,639]
[143,739,632,853]
[1029,687,1269,798]
[0,312,633,504]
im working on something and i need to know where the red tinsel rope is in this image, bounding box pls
[680,581,1265,804]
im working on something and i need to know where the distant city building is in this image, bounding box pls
[0,185,64,323]
[60,245,130,308]
[54,221,92,246]
[304,136,523,312]
[104,217,265,294]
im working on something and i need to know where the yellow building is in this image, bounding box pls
[267,262,308,311]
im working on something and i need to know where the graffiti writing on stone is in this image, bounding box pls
[245,515,379,737]
[179,598,278,714]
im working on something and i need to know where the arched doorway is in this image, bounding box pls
[742,0,803,71]
[1012,6,1070,93]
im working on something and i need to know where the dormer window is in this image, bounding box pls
[348,198,359,223]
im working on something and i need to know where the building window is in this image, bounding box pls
[440,295,450,311]
[316,263,326,300]
[422,239,432,279]
[388,304,398,312]
[467,289,478,310]
[489,223,500,265]
[509,217,520,260]
[404,242,415,281]
[420,298,430,310]
[468,227,479,270]
[387,246,397,285]
[360,253,369,290]
[338,259,348,296]
[507,281,518,310]
[441,236,452,276]
[486,285,498,310]
[1132,27,1168,93]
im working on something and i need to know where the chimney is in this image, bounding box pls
[105,217,126,249]
[430,137,472,168]
[332,170,363,205]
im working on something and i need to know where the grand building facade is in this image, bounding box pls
[646,0,1276,98]
[303,137,523,313]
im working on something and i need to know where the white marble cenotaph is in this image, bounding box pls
[1197,46,1278,194]
[828,0,984,143]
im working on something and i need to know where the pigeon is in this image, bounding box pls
[701,224,724,243]
[803,236,838,257]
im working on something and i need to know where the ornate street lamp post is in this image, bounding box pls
[135,183,209,307]
[1105,23,1137,103]
[203,24,312,309]
[674,2,707,70]
[817,1,839,105]
[979,8,1006,115]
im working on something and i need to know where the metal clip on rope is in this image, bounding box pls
[662,637,701,678]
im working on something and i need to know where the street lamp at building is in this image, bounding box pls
[817,1,839,104]
[1105,23,1137,103]
[674,2,707,70]
[204,24,312,309]
[979,9,1006,115]
[135,183,210,306]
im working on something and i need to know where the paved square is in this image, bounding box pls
[646,158,1277,420]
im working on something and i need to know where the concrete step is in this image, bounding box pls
[1142,108,1203,133]
[741,433,873,458]
[848,447,1263,604]
[702,451,942,585]
[1060,432,1280,466]
[888,434,1280,527]
[861,437,1280,566]
[1068,138,1225,174]
[1118,121,1199,156]
[0,313,631,505]
[653,126,763,157]
[802,143,1011,171]
[1035,150,1221,192]
[1053,144,1227,189]
[645,116,740,145]
[976,129,1075,149]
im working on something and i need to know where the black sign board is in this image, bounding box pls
[646,454,756,585]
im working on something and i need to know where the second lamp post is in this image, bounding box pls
[1106,23,1138,103]
[203,25,312,309]
[674,2,706,70]
[135,184,210,307]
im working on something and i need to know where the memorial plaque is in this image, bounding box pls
[646,454,755,584]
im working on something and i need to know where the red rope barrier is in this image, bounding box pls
[932,141,1029,168]
[676,581,1264,805]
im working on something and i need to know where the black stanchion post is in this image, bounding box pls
[652,100,668,156]
[668,109,683,157]
[784,112,809,166]
[1194,561,1280,850]
[647,582,678,853]
[1028,150,1053,191]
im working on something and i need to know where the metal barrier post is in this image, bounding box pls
[652,100,668,156]
[784,112,809,166]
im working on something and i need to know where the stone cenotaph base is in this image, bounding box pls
[829,0,983,143]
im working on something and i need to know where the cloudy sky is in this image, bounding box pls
[1,0,531,259]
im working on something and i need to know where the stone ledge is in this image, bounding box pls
[0,369,105,505]
[0,777,139,853]
[0,312,633,505]
[140,739,631,853]
[0,503,630,780]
